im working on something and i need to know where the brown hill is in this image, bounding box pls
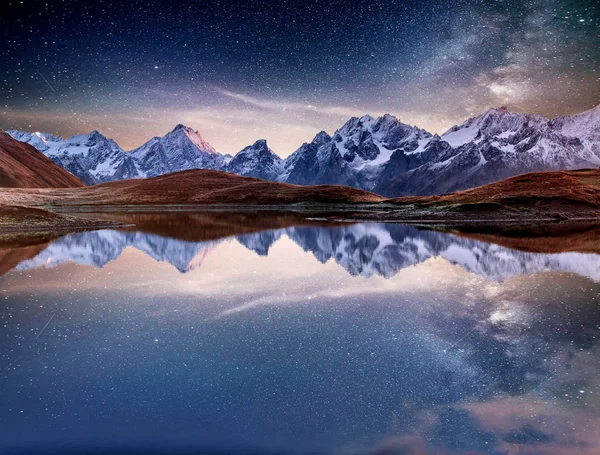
[0,169,385,207]
[0,130,84,188]
[393,169,600,217]
[0,241,50,276]
[2,168,600,226]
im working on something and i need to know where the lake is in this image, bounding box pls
[1,216,599,454]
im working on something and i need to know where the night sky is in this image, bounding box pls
[1,0,598,155]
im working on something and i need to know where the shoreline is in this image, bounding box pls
[1,168,599,229]
[50,203,600,225]
[0,223,134,234]
[2,205,600,257]
[0,205,126,235]
[2,203,599,236]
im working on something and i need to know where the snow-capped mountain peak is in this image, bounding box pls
[6,129,143,184]
[440,107,549,148]
[167,124,219,155]
[282,112,434,189]
[227,139,284,180]
[129,124,225,177]
[380,103,600,197]
[550,104,600,140]
[6,130,63,153]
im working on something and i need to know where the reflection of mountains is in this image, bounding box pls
[15,230,219,273]
[13,223,600,281]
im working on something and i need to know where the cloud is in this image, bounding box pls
[214,86,364,118]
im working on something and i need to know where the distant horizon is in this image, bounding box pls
[4,102,599,157]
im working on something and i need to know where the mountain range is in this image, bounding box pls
[10,223,600,282]
[6,104,600,196]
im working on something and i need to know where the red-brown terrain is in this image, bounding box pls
[0,131,84,188]
[396,169,600,213]
[0,169,385,207]
[433,223,600,254]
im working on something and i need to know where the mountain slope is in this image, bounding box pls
[3,168,600,223]
[0,131,84,188]
[397,168,600,211]
[282,114,432,189]
[282,105,600,196]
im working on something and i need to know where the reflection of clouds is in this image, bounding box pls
[359,393,600,454]
[467,396,600,454]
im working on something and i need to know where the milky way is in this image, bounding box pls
[1,0,598,155]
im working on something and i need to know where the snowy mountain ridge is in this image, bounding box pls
[6,103,600,194]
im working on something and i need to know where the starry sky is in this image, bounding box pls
[1,0,598,156]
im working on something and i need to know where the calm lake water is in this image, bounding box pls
[1,218,599,454]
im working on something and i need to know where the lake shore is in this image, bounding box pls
[3,207,600,274]
[3,202,600,235]
[0,205,125,234]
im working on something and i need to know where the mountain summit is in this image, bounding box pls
[130,124,225,178]
[379,105,600,196]
[281,113,432,189]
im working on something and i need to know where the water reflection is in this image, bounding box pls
[7,222,600,281]
[0,220,599,454]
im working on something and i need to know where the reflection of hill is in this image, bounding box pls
[7,222,600,281]
[72,211,343,242]
[0,243,50,276]
[436,223,600,254]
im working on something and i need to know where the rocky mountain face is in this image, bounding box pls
[281,105,600,196]
[6,125,226,185]
[379,105,600,196]
[226,139,283,180]
[281,114,433,190]
[7,104,600,194]
[10,224,600,282]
